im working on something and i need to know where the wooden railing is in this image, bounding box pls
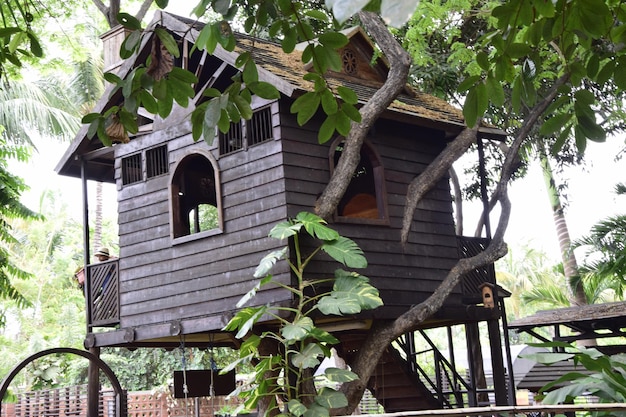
[3,385,118,417]
[456,236,495,304]
[86,259,120,328]
[1,386,241,417]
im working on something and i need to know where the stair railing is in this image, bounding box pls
[393,331,475,408]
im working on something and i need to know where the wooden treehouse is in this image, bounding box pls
[55,11,514,414]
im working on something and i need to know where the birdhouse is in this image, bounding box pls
[479,282,496,309]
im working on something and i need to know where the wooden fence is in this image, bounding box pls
[0,385,240,417]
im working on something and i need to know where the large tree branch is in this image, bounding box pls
[335,72,572,416]
[400,126,479,244]
[135,0,155,22]
[315,11,412,219]
[91,0,108,16]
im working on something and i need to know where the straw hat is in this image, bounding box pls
[94,247,110,257]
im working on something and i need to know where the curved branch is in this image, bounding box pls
[400,126,479,244]
[335,72,572,416]
[449,166,463,235]
[314,11,412,219]
[135,0,155,22]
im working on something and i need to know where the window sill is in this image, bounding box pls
[172,228,223,245]
[334,216,390,226]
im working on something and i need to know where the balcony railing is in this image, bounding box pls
[86,259,120,328]
[456,236,496,303]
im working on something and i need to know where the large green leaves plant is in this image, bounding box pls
[525,342,626,409]
[223,212,382,417]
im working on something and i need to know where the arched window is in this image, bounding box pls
[170,152,222,240]
[331,139,388,223]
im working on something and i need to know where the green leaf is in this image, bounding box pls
[82,113,102,124]
[486,77,505,107]
[341,103,361,122]
[320,88,338,115]
[248,81,280,99]
[121,30,141,59]
[506,43,532,59]
[138,90,158,114]
[457,75,480,93]
[237,274,273,308]
[540,112,572,136]
[307,327,340,344]
[476,51,490,71]
[318,32,349,49]
[169,67,198,84]
[26,31,42,57]
[317,270,382,315]
[155,28,180,58]
[315,387,348,409]
[223,306,268,339]
[323,367,359,383]
[254,248,288,278]
[117,13,142,30]
[243,60,259,84]
[337,86,358,104]
[234,94,253,120]
[287,400,307,417]
[522,352,575,364]
[303,404,330,417]
[321,236,367,268]
[335,109,352,136]
[296,212,340,241]
[155,0,169,7]
[203,98,222,140]
[269,220,302,239]
[281,317,314,342]
[319,114,337,144]
[305,10,330,22]
[381,0,420,28]
[291,92,320,126]
[291,342,324,369]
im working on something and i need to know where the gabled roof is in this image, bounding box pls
[56,11,505,182]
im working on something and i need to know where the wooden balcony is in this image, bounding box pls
[86,259,120,328]
[457,236,496,304]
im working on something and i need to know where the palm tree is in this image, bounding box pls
[575,183,626,299]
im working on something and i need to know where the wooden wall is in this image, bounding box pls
[111,94,462,336]
[114,105,292,333]
[279,101,462,318]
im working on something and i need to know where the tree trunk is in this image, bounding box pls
[334,74,569,415]
[538,150,586,306]
[315,11,412,219]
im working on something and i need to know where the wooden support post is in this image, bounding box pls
[487,318,508,405]
[87,347,101,417]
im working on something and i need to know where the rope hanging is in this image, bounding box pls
[209,334,216,411]
[179,334,190,417]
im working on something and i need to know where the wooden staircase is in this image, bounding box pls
[337,333,442,412]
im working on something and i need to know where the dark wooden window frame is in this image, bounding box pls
[121,152,142,185]
[169,149,223,244]
[219,105,274,156]
[329,137,390,226]
[121,145,169,186]
[146,144,169,178]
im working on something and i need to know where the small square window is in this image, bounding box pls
[219,122,243,155]
[121,153,142,185]
[146,145,168,178]
[248,107,273,146]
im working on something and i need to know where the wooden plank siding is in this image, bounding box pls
[102,88,464,341]
[112,101,294,334]
[279,103,462,318]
